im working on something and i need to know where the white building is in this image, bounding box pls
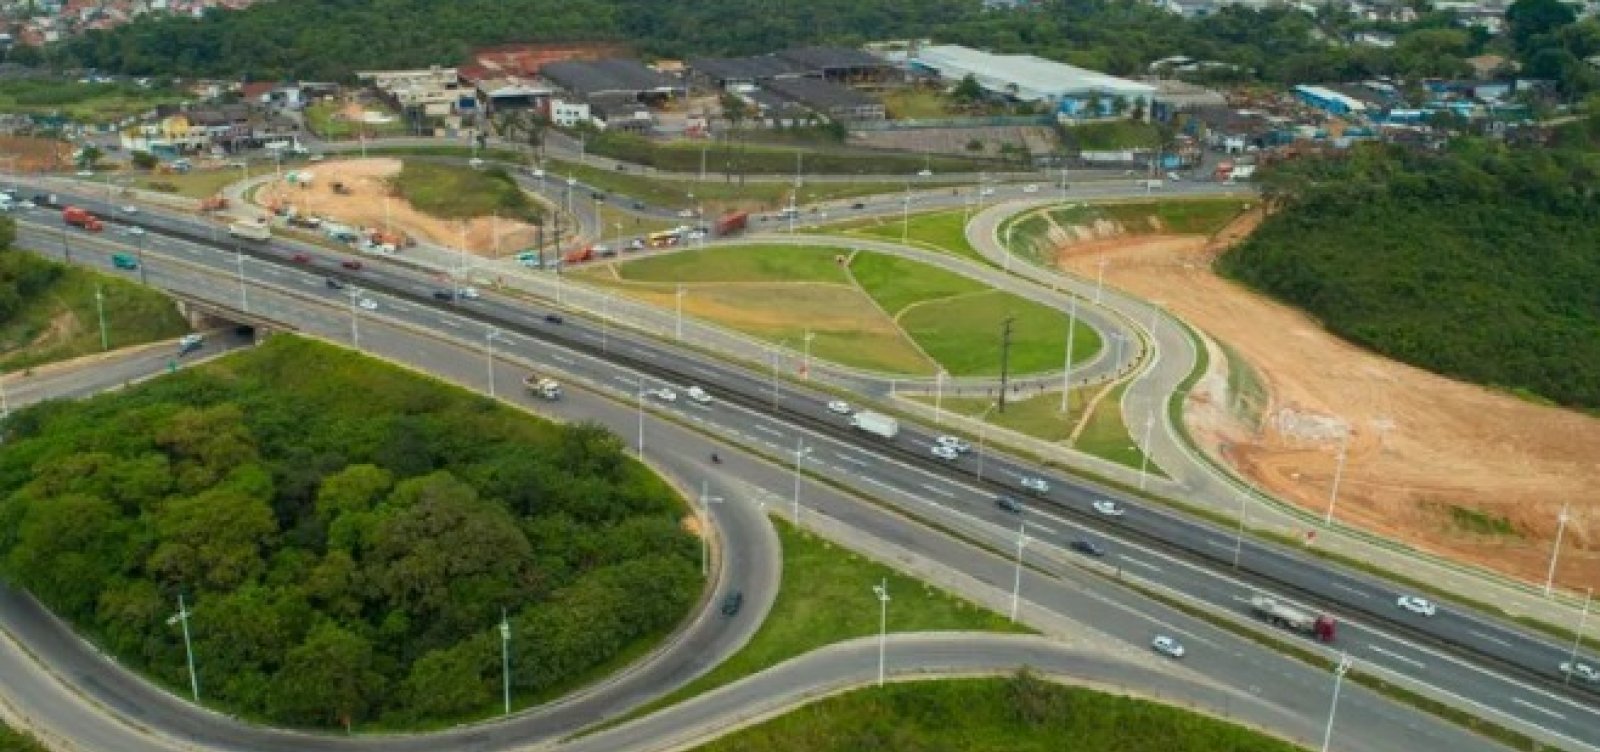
[548,99,591,127]
[910,44,1156,120]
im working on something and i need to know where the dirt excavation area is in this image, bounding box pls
[1052,209,1600,592]
[254,158,539,254]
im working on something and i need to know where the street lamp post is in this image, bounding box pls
[801,330,815,381]
[1059,296,1078,413]
[1003,223,1014,273]
[94,285,109,351]
[347,287,362,348]
[135,232,148,285]
[484,326,502,398]
[934,370,946,425]
[1232,488,1248,569]
[166,593,200,702]
[976,402,998,481]
[0,369,9,420]
[901,186,911,245]
[872,579,890,687]
[1324,429,1350,526]
[499,609,511,715]
[1565,587,1593,685]
[769,343,785,409]
[675,285,685,341]
[699,480,724,576]
[1546,503,1571,597]
[636,378,647,456]
[1009,521,1029,622]
[1094,258,1108,304]
[792,437,809,528]
[1320,654,1354,752]
[234,245,249,313]
[1137,412,1155,490]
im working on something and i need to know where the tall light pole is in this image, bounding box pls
[94,285,109,351]
[135,232,148,285]
[0,369,10,420]
[1009,521,1029,622]
[801,330,815,380]
[636,378,647,456]
[976,402,999,481]
[872,579,890,687]
[1546,503,1571,597]
[900,185,911,245]
[1137,412,1155,490]
[792,437,809,528]
[484,326,503,398]
[347,287,362,348]
[934,370,946,425]
[234,245,249,313]
[769,342,785,409]
[1565,587,1592,685]
[1094,257,1108,304]
[1320,653,1354,752]
[699,480,724,576]
[1232,489,1248,569]
[1059,296,1078,413]
[1003,223,1014,273]
[499,609,511,715]
[1324,429,1350,526]
[675,285,686,341]
[166,593,200,702]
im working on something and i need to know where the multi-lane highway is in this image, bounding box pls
[3,184,1597,750]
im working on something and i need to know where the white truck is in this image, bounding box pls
[523,374,562,400]
[1142,178,1165,190]
[228,219,272,241]
[1248,595,1336,642]
[849,410,900,440]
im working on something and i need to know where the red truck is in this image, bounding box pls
[714,211,749,237]
[62,206,104,232]
[563,245,595,264]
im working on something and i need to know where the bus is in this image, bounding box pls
[646,229,682,248]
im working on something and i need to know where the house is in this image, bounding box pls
[357,66,465,117]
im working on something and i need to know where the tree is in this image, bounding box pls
[267,622,385,726]
[130,150,159,169]
[1507,0,1576,53]
[146,484,278,591]
[76,145,101,169]
[719,91,749,129]
[5,494,128,618]
[952,73,984,103]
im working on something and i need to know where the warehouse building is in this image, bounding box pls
[910,44,1156,120]
[763,77,886,122]
[690,46,896,90]
[542,58,685,103]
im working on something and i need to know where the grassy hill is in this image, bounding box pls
[1219,142,1600,409]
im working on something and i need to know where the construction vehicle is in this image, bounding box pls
[228,219,272,242]
[62,206,104,231]
[849,410,900,440]
[714,210,749,237]
[331,181,352,195]
[288,215,323,229]
[1249,595,1336,642]
[523,374,563,400]
[563,245,595,264]
[199,195,229,212]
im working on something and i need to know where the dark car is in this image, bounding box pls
[291,252,311,263]
[721,590,744,616]
[340,259,362,270]
[543,313,564,324]
[1070,540,1106,557]
[851,202,866,209]
[432,290,455,301]
[324,277,345,290]
[995,495,1023,514]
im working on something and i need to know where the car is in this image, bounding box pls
[357,297,378,311]
[1152,635,1186,659]
[308,154,325,162]
[995,495,1023,514]
[931,444,959,461]
[177,334,204,355]
[14,199,34,210]
[627,239,645,251]
[291,253,311,263]
[1396,595,1438,617]
[1070,539,1105,557]
[721,590,744,616]
[686,386,713,404]
[468,158,485,169]
[124,226,146,236]
[1560,661,1600,683]
[677,209,695,218]
[341,259,363,270]
[76,170,94,177]
[32,194,52,206]
[456,286,480,299]
[324,277,345,290]
[1022,184,1039,193]
[686,230,706,241]
[119,204,138,214]
[631,201,645,210]
[432,290,455,301]
[850,201,866,209]
[936,435,971,453]
[979,187,995,196]
[598,246,618,258]
[1020,476,1050,495]
[543,313,564,324]
[827,400,853,415]
[1092,500,1125,517]
[652,387,678,402]
[917,169,934,177]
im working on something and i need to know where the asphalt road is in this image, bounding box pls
[0,243,1529,752]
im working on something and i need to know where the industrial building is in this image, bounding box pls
[1293,84,1368,116]
[690,47,896,90]
[762,77,886,121]
[910,44,1156,120]
[541,58,685,103]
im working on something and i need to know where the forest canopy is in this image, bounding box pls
[1220,140,1600,409]
[0,336,700,728]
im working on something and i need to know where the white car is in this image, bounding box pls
[119,204,138,214]
[125,226,147,236]
[1152,635,1186,659]
[1560,661,1599,683]
[677,209,695,218]
[358,297,378,311]
[308,154,325,162]
[827,400,853,415]
[1092,500,1125,517]
[1022,184,1039,193]
[14,199,34,210]
[456,286,480,299]
[936,435,971,453]
[77,170,94,177]
[1020,476,1050,494]
[979,187,995,196]
[917,169,933,177]
[651,387,678,402]
[686,386,713,404]
[686,230,707,241]
[1396,595,1438,617]
[468,158,485,169]
[931,444,960,461]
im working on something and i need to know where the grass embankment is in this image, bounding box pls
[545,158,907,213]
[305,100,410,139]
[0,723,48,752]
[929,387,1162,475]
[391,160,542,224]
[1002,198,1250,264]
[0,79,182,123]
[689,672,1302,752]
[580,131,1002,175]
[831,209,988,264]
[134,169,246,199]
[0,253,189,371]
[590,245,1100,377]
[1060,121,1162,150]
[628,520,1027,717]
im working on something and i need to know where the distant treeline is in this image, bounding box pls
[1220,140,1600,409]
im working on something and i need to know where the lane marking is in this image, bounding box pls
[550,354,575,365]
[1026,522,1058,535]
[1469,629,1513,648]
[1367,644,1426,670]
[836,453,869,467]
[1331,582,1372,600]
[1121,556,1163,574]
[437,318,461,328]
[919,483,955,499]
[1511,697,1566,720]
[751,424,783,438]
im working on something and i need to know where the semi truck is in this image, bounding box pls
[849,410,900,440]
[229,219,272,241]
[714,211,749,237]
[62,206,103,232]
[1249,595,1336,642]
[523,374,563,400]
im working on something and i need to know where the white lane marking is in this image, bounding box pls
[550,354,575,365]
[1121,556,1163,574]
[1205,539,1233,550]
[1511,697,1566,720]
[1331,582,1372,599]
[1026,522,1058,535]
[1367,644,1426,670]
[751,423,783,438]
[612,375,637,386]
[861,476,892,490]
[1469,629,1512,648]
[836,453,869,467]
[919,483,955,499]
[684,401,712,411]
[437,318,461,328]
[690,366,719,377]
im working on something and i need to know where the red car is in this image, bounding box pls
[341,259,362,270]
[291,253,311,263]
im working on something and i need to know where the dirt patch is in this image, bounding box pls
[1053,209,1600,591]
[0,136,72,172]
[253,158,543,255]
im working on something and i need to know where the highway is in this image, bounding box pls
[4,190,1598,749]
[0,232,1531,752]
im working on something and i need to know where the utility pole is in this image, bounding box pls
[1009,521,1028,622]
[499,609,511,715]
[699,480,724,576]
[1324,429,1350,526]
[872,579,890,687]
[1137,413,1155,490]
[997,316,1015,414]
[1320,654,1354,752]
[166,593,200,702]
[1059,296,1078,413]
[1546,503,1571,597]
[1565,587,1592,685]
[792,437,808,528]
[135,233,148,285]
[94,285,108,351]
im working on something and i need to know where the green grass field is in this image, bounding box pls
[134,169,244,199]
[581,131,1001,175]
[1060,121,1162,150]
[627,520,1026,718]
[392,160,542,224]
[614,244,850,285]
[930,386,1161,474]
[848,209,988,264]
[0,723,47,752]
[1072,382,1161,473]
[0,255,190,372]
[305,100,410,139]
[1097,199,1250,236]
[689,673,1303,752]
[545,158,909,213]
[0,79,182,123]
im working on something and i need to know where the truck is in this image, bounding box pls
[1142,178,1165,190]
[229,219,272,242]
[849,410,900,440]
[199,195,229,212]
[714,210,749,237]
[523,374,562,400]
[62,206,103,232]
[563,245,594,264]
[1249,595,1336,642]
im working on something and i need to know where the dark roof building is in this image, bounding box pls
[691,46,896,90]
[688,56,809,89]
[542,58,683,100]
[763,77,885,121]
[774,46,889,80]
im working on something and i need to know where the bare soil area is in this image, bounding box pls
[254,158,541,255]
[0,136,72,172]
[1053,210,1600,591]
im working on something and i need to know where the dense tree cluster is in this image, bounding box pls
[32,0,1565,88]
[1220,140,1600,409]
[0,337,699,728]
